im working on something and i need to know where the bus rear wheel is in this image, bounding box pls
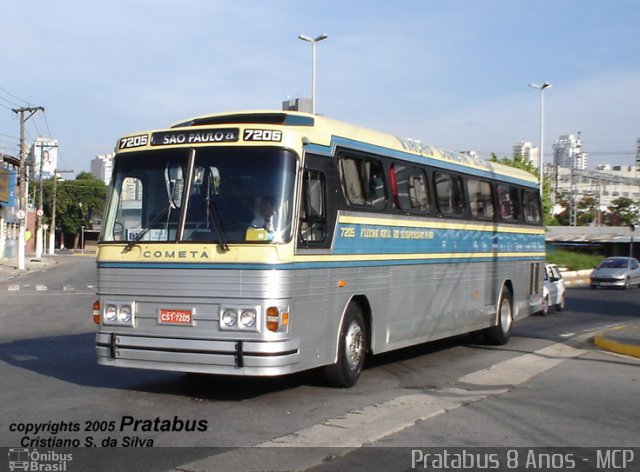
[324,303,367,388]
[483,287,513,345]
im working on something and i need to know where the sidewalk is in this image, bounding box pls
[0,251,92,283]
[559,268,640,359]
[593,323,640,359]
[560,269,593,287]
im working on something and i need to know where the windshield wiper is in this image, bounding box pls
[121,205,172,253]
[206,196,230,253]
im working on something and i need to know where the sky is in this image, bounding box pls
[1,0,639,175]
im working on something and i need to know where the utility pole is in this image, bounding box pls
[12,106,44,270]
[35,141,58,259]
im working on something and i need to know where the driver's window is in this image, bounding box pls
[299,169,326,244]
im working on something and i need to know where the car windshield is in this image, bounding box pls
[598,258,629,269]
[101,147,297,245]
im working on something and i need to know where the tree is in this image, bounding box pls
[43,173,107,248]
[576,195,598,226]
[606,197,638,226]
[489,153,554,225]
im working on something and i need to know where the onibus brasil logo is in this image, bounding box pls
[8,448,73,471]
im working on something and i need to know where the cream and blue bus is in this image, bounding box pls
[93,110,545,387]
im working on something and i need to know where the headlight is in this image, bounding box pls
[118,305,133,324]
[102,301,135,326]
[104,305,118,323]
[221,309,238,327]
[219,306,261,332]
[240,310,257,328]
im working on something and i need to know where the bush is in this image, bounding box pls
[546,249,602,271]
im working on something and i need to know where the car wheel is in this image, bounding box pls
[555,295,565,312]
[624,278,631,290]
[324,302,367,388]
[541,295,549,315]
[483,286,513,345]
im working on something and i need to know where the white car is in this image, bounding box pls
[542,264,565,314]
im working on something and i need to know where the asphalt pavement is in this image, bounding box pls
[1,253,639,359]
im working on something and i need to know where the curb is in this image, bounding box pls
[593,326,640,359]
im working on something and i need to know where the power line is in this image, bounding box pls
[0,84,30,106]
[42,111,53,137]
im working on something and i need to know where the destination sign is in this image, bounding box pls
[151,128,239,146]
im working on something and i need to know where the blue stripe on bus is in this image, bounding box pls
[333,224,545,254]
[98,254,543,271]
[305,137,537,188]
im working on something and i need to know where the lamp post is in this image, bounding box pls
[298,33,328,114]
[529,82,552,198]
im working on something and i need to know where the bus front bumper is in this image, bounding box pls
[95,332,301,376]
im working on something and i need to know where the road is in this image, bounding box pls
[0,257,638,472]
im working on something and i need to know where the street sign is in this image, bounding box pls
[16,209,26,220]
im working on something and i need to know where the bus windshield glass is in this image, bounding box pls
[101,147,297,244]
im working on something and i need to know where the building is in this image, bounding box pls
[0,152,23,260]
[90,153,114,185]
[553,134,588,170]
[513,141,540,168]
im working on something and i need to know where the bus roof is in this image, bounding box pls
[120,109,539,186]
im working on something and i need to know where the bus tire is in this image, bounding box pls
[484,287,513,345]
[324,303,367,388]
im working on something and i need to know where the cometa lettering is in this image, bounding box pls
[142,250,210,259]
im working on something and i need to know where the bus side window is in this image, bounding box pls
[467,178,494,219]
[391,164,429,212]
[338,155,387,209]
[299,169,326,243]
[434,172,465,216]
[522,188,542,224]
[497,184,520,221]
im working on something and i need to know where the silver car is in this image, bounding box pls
[543,264,565,314]
[590,256,640,289]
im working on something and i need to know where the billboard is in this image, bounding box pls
[30,138,58,177]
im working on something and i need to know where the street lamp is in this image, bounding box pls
[529,82,552,198]
[298,33,328,114]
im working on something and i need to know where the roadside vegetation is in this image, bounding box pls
[546,249,602,271]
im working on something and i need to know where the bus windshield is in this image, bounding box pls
[101,147,297,245]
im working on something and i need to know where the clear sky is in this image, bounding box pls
[1,0,639,175]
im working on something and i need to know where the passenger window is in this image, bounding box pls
[467,179,494,219]
[299,169,327,243]
[338,155,386,209]
[390,164,429,212]
[434,172,465,216]
[496,184,520,221]
[522,189,542,224]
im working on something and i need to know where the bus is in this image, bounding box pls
[93,110,545,387]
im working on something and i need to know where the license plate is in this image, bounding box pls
[158,308,193,325]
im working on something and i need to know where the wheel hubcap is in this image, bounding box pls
[345,322,365,370]
[500,297,512,333]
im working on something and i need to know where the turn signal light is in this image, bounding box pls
[266,306,279,332]
[92,300,100,325]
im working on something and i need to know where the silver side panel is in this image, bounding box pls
[96,258,541,375]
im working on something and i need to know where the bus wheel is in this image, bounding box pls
[324,303,367,388]
[484,287,513,345]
